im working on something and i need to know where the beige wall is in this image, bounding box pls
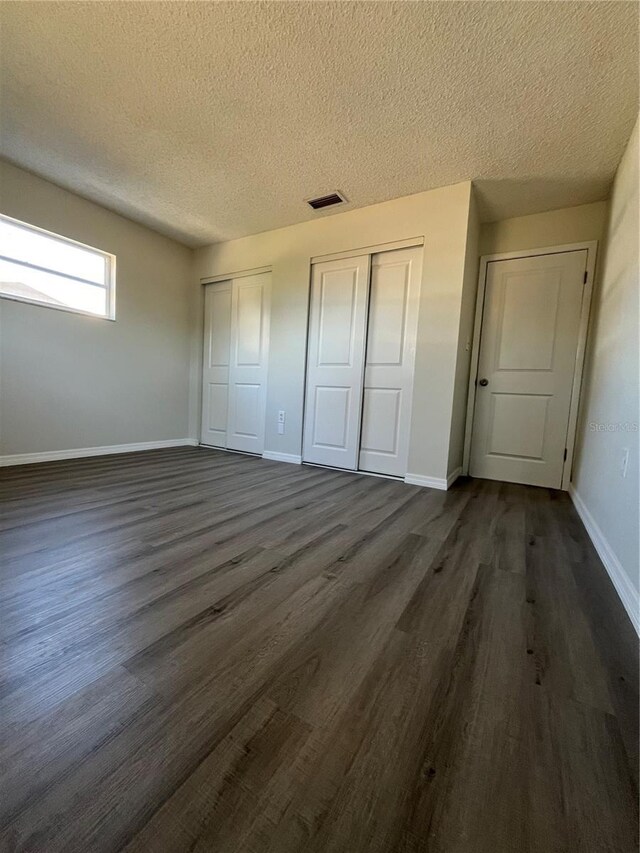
[448,187,480,476]
[572,118,639,624]
[192,182,475,482]
[0,161,193,456]
[479,200,609,257]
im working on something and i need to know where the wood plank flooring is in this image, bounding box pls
[0,446,637,852]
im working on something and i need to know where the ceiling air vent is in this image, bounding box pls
[306,191,347,211]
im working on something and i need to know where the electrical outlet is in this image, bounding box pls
[621,447,629,478]
[277,410,285,434]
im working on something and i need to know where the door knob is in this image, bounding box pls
[478,378,489,386]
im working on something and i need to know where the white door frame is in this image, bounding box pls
[201,265,272,285]
[311,236,424,265]
[462,241,598,491]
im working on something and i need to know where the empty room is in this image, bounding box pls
[0,2,638,851]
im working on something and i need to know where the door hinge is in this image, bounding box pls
[583,271,588,284]
[564,448,568,461]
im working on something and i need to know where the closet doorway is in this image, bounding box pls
[201,271,271,454]
[303,245,422,477]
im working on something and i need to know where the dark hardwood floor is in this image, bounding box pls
[0,447,637,852]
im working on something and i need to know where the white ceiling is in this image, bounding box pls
[0,2,637,247]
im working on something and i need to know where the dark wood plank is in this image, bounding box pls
[0,448,636,852]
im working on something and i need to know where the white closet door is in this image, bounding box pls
[227,271,271,454]
[201,281,232,447]
[359,246,422,477]
[469,250,587,488]
[303,255,371,469]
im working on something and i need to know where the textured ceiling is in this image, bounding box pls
[0,2,638,247]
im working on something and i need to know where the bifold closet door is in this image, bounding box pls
[201,281,232,448]
[303,255,371,469]
[201,271,270,454]
[359,246,422,477]
[227,272,271,454]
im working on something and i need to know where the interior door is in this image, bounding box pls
[469,250,588,488]
[359,246,422,477]
[201,281,232,447]
[303,255,371,469]
[227,271,271,454]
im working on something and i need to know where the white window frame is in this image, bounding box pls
[0,213,116,320]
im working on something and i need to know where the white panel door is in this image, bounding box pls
[303,255,371,469]
[201,281,232,447]
[469,250,587,488]
[227,271,271,454]
[359,246,422,477]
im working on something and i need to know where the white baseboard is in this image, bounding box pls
[0,438,198,467]
[404,467,462,491]
[262,451,302,465]
[404,472,447,490]
[569,484,639,635]
[447,467,462,488]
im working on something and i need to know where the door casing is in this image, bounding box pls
[462,241,598,490]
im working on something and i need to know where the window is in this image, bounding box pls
[0,214,115,318]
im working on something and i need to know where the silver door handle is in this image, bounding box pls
[478,378,489,386]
